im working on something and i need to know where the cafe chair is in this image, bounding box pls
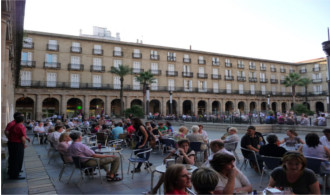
[161,138,177,154]
[305,156,328,194]
[118,133,128,147]
[127,148,153,179]
[259,155,282,187]
[32,133,40,144]
[69,156,102,184]
[96,132,108,146]
[189,142,204,162]
[224,141,240,163]
[240,147,261,174]
[58,153,74,183]
[47,141,58,164]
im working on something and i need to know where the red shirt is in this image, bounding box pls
[5,120,16,133]
[165,189,188,195]
[8,123,26,143]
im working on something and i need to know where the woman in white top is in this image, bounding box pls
[298,133,330,159]
[210,153,252,194]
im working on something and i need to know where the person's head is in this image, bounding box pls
[210,140,224,153]
[131,118,143,127]
[246,126,256,136]
[164,164,190,193]
[158,122,164,127]
[191,167,219,195]
[114,123,119,127]
[323,129,330,140]
[13,112,23,119]
[145,122,151,127]
[59,132,71,142]
[38,122,43,127]
[191,125,199,133]
[305,133,320,148]
[15,115,25,123]
[166,121,172,127]
[226,127,231,133]
[266,134,278,144]
[48,127,55,134]
[198,124,203,130]
[178,139,190,153]
[282,152,306,173]
[210,153,236,174]
[228,127,237,135]
[178,126,188,134]
[287,129,297,137]
[69,131,82,142]
[55,125,63,132]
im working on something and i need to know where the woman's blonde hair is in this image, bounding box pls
[164,164,186,193]
[59,132,70,142]
[178,126,188,133]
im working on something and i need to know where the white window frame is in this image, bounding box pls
[114,76,121,89]
[70,74,80,88]
[20,71,31,86]
[93,75,102,88]
[46,72,56,87]
[168,79,175,91]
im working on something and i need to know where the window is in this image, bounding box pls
[237,71,245,77]
[151,50,159,60]
[184,80,192,91]
[239,84,244,94]
[198,80,207,92]
[261,85,266,95]
[198,56,205,64]
[260,63,266,70]
[114,47,122,56]
[167,64,175,75]
[47,73,56,87]
[151,79,158,90]
[71,56,81,69]
[260,72,266,82]
[314,64,320,71]
[20,71,31,86]
[70,74,80,88]
[168,79,175,91]
[281,87,286,95]
[93,58,102,71]
[133,49,141,58]
[114,76,121,89]
[71,42,81,52]
[114,60,122,68]
[272,86,276,95]
[212,68,218,75]
[226,83,232,93]
[93,75,101,88]
[48,40,58,50]
[271,74,276,80]
[94,45,102,54]
[21,52,33,66]
[225,69,232,76]
[45,54,57,68]
[133,61,141,73]
[133,77,140,90]
[199,67,205,74]
[168,52,176,61]
[212,57,220,65]
[238,60,244,68]
[183,65,190,73]
[250,85,255,95]
[249,72,256,78]
[183,54,190,63]
[23,37,33,48]
[213,82,219,93]
[313,85,322,94]
[151,63,158,74]
[225,59,231,67]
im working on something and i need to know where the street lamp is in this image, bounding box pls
[146,85,150,115]
[267,94,270,111]
[169,90,173,115]
[322,28,330,113]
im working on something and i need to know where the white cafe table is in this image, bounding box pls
[93,147,124,179]
[150,164,197,191]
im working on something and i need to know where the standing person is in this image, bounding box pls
[131,118,151,173]
[320,128,330,149]
[318,113,327,126]
[164,164,191,195]
[7,115,27,179]
[198,124,208,140]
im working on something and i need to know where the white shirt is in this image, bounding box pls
[202,148,233,167]
[34,126,45,133]
[50,131,62,148]
[215,169,250,192]
[320,136,330,149]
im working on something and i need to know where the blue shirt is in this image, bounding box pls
[112,126,123,139]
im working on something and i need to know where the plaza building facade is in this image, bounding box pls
[16,30,328,120]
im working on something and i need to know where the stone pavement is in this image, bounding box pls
[2,129,328,194]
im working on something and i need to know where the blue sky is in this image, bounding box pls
[24,0,330,62]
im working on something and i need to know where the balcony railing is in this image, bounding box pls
[249,65,256,70]
[211,74,221,80]
[312,78,322,83]
[260,67,266,71]
[93,49,103,55]
[43,62,61,69]
[270,79,278,84]
[270,68,276,72]
[289,70,295,73]
[313,67,320,72]
[113,51,123,57]
[280,80,285,84]
[150,70,162,75]
[225,63,232,67]
[197,73,208,79]
[300,69,307,74]
[280,69,286,73]
[249,77,257,82]
[183,58,191,63]
[21,61,36,68]
[90,65,105,72]
[68,64,84,71]
[198,59,206,65]
[260,78,268,83]
[212,61,220,66]
[47,44,59,51]
[70,46,82,53]
[132,68,144,74]
[224,76,234,80]
[237,64,244,69]
[150,54,160,60]
[166,71,178,76]
[23,42,34,49]
[182,72,193,78]
[167,56,176,62]
[132,53,142,59]
[237,76,246,81]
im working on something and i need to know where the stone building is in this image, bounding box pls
[17,30,328,120]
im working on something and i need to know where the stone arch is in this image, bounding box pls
[212,101,220,115]
[67,98,83,118]
[238,101,245,113]
[271,102,277,112]
[166,100,178,115]
[303,102,310,110]
[250,102,256,113]
[131,99,143,107]
[225,101,234,114]
[197,100,207,115]
[16,97,35,120]
[261,102,267,112]
[149,99,161,114]
[90,98,104,117]
[111,99,122,116]
[42,98,59,118]
[182,100,192,115]
[316,101,325,113]
[281,102,287,113]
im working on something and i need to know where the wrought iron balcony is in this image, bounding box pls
[270,68,276,72]
[93,49,103,55]
[132,68,144,74]
[237,76,246,81]
[182,72,193,78]
[68,64,84,71]
[90,65,105,72]
[198,59,206,65]
[312,78,322,83]
[167,56,176,62]
[300,69,307,74]
[224,76,234,80]
[280,69,286,73]
[249,65,256,70]
[132,53,142,59]
[183,58,191,63]
[150,54,160,60]
[150,70,162,75]
[313,67,320,72]
[270,79,278,84]
[70,46,82,53]
[237,64,245,69]
[249,77,257,82]
[21,61,36,68]
[260,67,266,71]
[113,51,123,57]
[166,71,178,76]
[225,63,232,67]
[212,61,220,66]
[43,62,61,69]
[260,78,268,83]
[47,44,59,51]
[211,74,221,80]
[197,73,208,79]
[23,42,34,49]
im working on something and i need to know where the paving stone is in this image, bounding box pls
[28,183,54,190]
[27,176,50,182]
[28,185,56,194]
[28,179,53,187]
[27,173,49,179]
[32,190,57,195]
[2,182,28,188]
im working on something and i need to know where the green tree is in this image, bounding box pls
[110,65,132,117]
[283,72,304,111]
[135,71,155,114]
[300,77,312,103]
[124,105,144,118]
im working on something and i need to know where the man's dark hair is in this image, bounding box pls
[15,115,24,123]
[323,128,330,134]
[266,134,278,144]
[55,125,63,131]
[13,112,22,119]
[247,126,256,131]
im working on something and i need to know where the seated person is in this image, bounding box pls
[277,113,286,124]
[320,128,330,149]
[164,164,191,195]
[298,133,330,159]
[57,132,72,163]
[280,129,305,147]
[68,131,122,182]
[191,167,219,195]
[148,139,195,194]
[210,153,252,194]
[203,140,233,167]
[186,125,208,160]
[49,125,64,149]
[268,152,320,194]
[33,121,46,144]
[221,127,231,140]
[260,134,287,157]
[224,127,240,151]
[111,122,123,140]
[265,114,275,124]
[157,122,168,135]
[174,126,189,141]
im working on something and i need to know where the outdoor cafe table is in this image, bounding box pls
[92,147,124,179]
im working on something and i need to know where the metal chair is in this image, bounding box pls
[69,156,102,184]
[161,138,177,154]
[96,132,108,146]
[240,147,261,174]
[189,142,204,162]
[58,153,74,183]
[127,148,153,179]
[31,133,40,144]
[224,141,240,163]
[108,139,124,150]
[118,133,128,147]
[259,155,282,187]
[305,156,328,194]
[47,141,58,164]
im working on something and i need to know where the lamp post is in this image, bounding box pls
[322,28,330,113]
[169,90,173,115]
[146,85,150,115]
[267,94,270,111]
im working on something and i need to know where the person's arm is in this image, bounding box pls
[234,169,252,193]
[298,145,303,153]
[222,169,236,194]
[247,144,259,152]
[92,153,116,158]
[299,138,305,144]
[324,146,330,158]
[138,126,148,148]
[268,176,276,188]
[21,136,27,148]
[309,181,321,194]
[279,139,285,144]
[178,148,195,165]
[163,150,175,163]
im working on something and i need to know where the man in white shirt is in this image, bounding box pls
[34,122,46,144]
[224,127,240,151]
[203,140,233,167]
[320,128,330,149]
[50,125,64,149]
[198,124,208,140]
